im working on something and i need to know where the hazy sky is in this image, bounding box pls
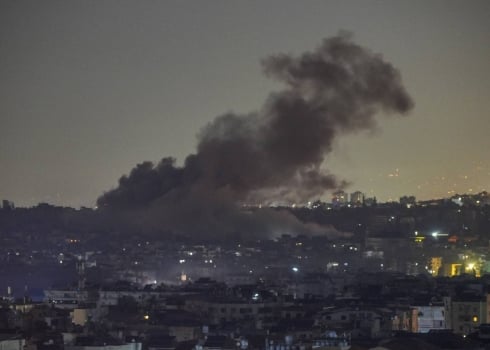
[1,0,489,207]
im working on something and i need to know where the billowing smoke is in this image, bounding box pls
[97,34,413,240]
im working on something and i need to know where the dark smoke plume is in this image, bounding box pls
[97,33,413,239]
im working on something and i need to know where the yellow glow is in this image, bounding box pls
[450,263,462,277]
[430,257,442,277]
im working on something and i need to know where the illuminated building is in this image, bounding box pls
[332,190,348,207]
[451,295,490,335]
[430,257,442,276]
[413,304,447,333]
[350,191,364,206]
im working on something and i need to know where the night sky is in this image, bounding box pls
[1,0,489,207]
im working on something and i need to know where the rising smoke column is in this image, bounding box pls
[97,33,413,239]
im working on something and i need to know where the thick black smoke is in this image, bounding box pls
[97,34,413,239]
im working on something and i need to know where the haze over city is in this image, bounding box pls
[1,0,489,208]
[3,3,490,349]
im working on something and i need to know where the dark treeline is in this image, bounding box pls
[1,201,489,244]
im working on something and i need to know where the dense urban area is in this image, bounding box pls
[1,191,490,350]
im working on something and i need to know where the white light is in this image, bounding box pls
[432,232,439,237]
[292,267,299,272]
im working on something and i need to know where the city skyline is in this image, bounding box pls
[1,1,489,207]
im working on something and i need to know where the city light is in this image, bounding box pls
[1,2,490,345]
